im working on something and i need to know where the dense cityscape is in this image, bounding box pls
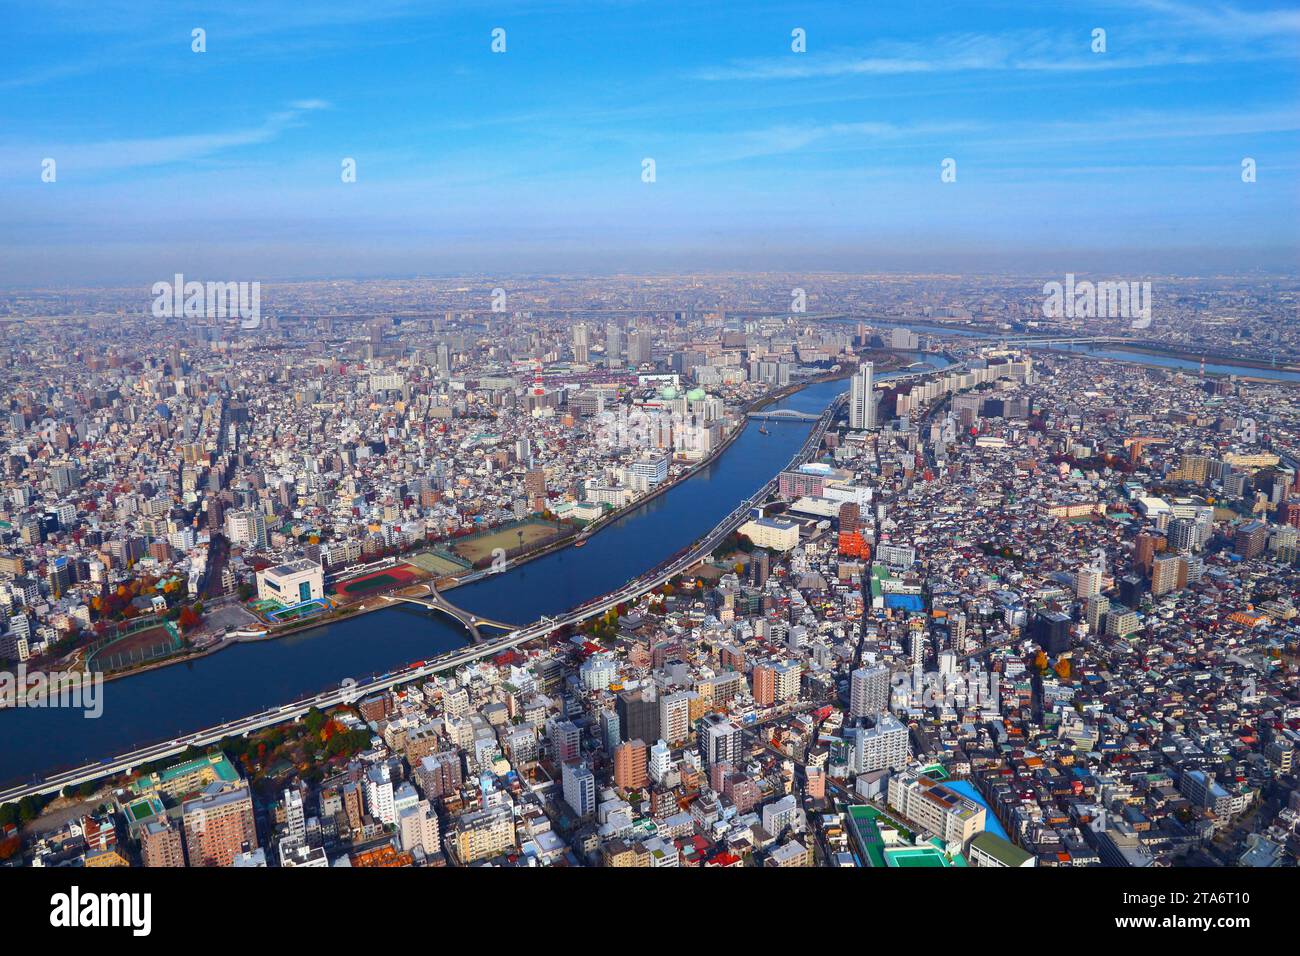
[4,0,1297,940]
[1,273,1298,873]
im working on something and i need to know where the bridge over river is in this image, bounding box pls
[381,583,514,642]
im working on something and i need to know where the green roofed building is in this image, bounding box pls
[131,751,241,802]
[966,831,1036,868]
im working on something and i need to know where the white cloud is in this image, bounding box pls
[0,101,329,176]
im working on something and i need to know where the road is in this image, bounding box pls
[0,393,846,804]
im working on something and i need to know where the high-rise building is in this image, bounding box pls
[224,508,268,549]
[549,718,582,763]
[397,800,441,856]
[751,663,776,707]
[1134,532,1159,573]
[1085,594,1110,633]
[364,764,397,825]
[627,328,653,366]
[849,665,890,721]
[849,713,910,773]
[762,794,799,836]
[141,820,186,867]
[616,687,659,743]
[697,713,742,767]
[600,709,621,752]
[605,322,622,368]
[648,739,673,783]
[1167,516,1197,553]
[572,323,590,363]
[1075,563,1103,598]
[1234,521,1269,560]
[562,762,597,817]
[838,502,869,558]
[181,785,258,867]
[1151,553,1186,595]
[283,787,305,843]
[849,361,876,430]
[452,805,516,863]
[658,691,691,745]
[524,468,547,505]
[614,739,648,790]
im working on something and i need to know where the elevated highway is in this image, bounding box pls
[0,392,846,804]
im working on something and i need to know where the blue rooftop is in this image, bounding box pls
[941,779,1010,841]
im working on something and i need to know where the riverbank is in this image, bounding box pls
[52,367,865,681]
[1041,343,1300,383]
[1107,341,1300,373]
[0,379,860,786]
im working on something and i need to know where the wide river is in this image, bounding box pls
[6,342,1294,787]
[0,374,868,786]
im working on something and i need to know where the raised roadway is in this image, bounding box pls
[0,392,847,803]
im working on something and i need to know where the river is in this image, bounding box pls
[6,341,1292,787]
[0,376,855,785]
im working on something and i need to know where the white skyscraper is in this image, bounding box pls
[605,322,622,368]
[850,713,910,773]
[364,764,396,825]
[572,323,590,363]
[850,361,876,430]
[283,787,305,842]
[648,740,672,783]
[562,761,597,817]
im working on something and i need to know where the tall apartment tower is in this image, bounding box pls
[1151,553,1186,595]
[181,785,258,867]
[605,322,622,368]
[283,787,306,843]
[613,739,648,790]
[697,713,742,767]
[572,323,590,363]
[562,762,597,817]
[658,692,691,745]
[141,820,186,867]
[849,361,876,430]
[849,665,891,721]
[1075,565,1103,599]
[627,328,652,366]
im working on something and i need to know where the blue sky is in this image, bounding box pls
[1,0,1297,285]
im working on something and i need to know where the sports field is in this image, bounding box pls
[885,846,950,867]
[266,598,331,623]
[330,563,422,598]
[87,624,182,672]
[406,550,470,577]
[451,521,561,564]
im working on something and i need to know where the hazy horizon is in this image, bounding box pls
[2,0,1297,286]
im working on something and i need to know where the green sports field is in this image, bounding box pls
[451,522,561,564]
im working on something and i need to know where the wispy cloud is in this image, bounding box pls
[1128,0,1300,38]
[689,26,1271,82]
[0,101,330,176]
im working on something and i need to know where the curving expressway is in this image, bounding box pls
[0,393,846,805]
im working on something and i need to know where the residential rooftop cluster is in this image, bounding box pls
[2,275,1298,870]
[0,290,890,670]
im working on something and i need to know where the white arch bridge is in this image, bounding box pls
[747,409,821,421]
